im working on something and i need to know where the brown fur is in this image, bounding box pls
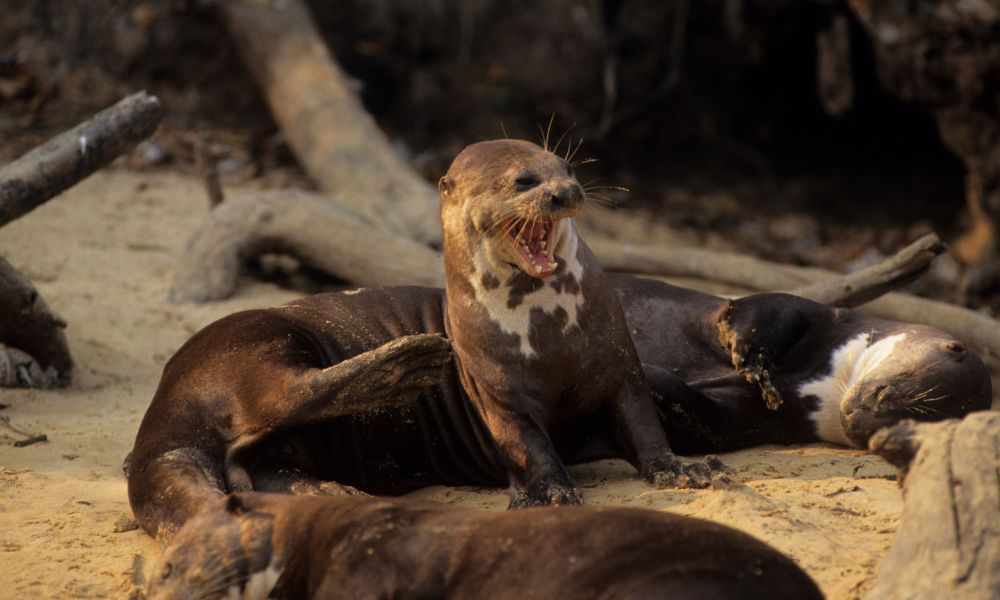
[438,140,705,506]
[148,492,824,600]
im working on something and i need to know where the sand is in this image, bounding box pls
[0,169,929,598]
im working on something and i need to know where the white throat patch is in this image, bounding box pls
[798,332,907,445]
[227,563,283,600]
[470,219,585,357]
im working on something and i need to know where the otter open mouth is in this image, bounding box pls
[500,218,558,277]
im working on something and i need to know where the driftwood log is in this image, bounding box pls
[866,412,1000,600]
[169,189,444,303]
[0,91,163,386]
[217,0,441,245]
[0,91,163,227]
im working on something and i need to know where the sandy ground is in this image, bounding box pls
[0,169,974,599]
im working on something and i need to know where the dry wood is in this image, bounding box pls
[0,257,71,386]
[592,235,1000,359]
[786,233,944,306]
[169,189,445,303]
[867,412,1000,600]
[0,91,162,227]
[218,0,441,245]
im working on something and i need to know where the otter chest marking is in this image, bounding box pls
[225,563,282,600]
[798,332,906,445]
[471,236,585,358]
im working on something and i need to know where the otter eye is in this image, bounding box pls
[161,562,173,580]
[565,162,574,177]
[514,173,540,191]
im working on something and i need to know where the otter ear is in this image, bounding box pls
[225,494,248,516]
[438,175,455,197]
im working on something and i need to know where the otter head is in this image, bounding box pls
[438,139,585,281]
[803,329,992,448]
[148,494,280,600]
[836,332,991,447]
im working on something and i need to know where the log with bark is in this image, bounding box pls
[0,91,164,387]
[866,411,1000,600]
[169,189,444,303]
[0,91,163,227]
[217,0,442,245]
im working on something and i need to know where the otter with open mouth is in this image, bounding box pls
[439,139,706,506]
[127,139,714,540]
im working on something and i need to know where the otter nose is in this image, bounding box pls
[547,183,583,211]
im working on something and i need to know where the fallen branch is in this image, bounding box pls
[592,235,1000,359]
[218,0,441,245]
[170,189,445,303]
[13,434,48,448]
[0,257,71,386]
[786,233,944,306]
[867,412,1000,600]
[0,91,162,227]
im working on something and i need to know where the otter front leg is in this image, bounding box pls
[717,296,810,411]
[480,405,583,509]
[612,381,713,489]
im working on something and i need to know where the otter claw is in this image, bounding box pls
[508,484,583,509]
[643,454,726,490]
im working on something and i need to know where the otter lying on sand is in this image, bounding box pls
[147,492,823,600]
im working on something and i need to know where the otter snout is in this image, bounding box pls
[546,182,583,212]
[838,333,992,447]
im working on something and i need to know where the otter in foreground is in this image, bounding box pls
[147,492,823,600]
[128,139,709,540]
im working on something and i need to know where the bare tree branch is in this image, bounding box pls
[867,412,1000,600]
[170,189,445,303]
[0,91,162,227]
[218,0,441,245]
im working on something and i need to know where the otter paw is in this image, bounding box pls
[642,454,722,489]
[507,483,583,509]
[737,352,782,411]
[640,454,683,488]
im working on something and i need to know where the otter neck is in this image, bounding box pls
[443,219,588,358]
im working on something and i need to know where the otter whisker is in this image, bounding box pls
[583,185,630,193]
[910,384,941,401]
[566,136,585,164]
[499,121,509,139]
[477,209,522,242]
[515,217,531,246]
[917,394,953,404]
[572,157,600,167]
[538,113,557,152]
[553,123,576,157]
[585,196,619,209]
